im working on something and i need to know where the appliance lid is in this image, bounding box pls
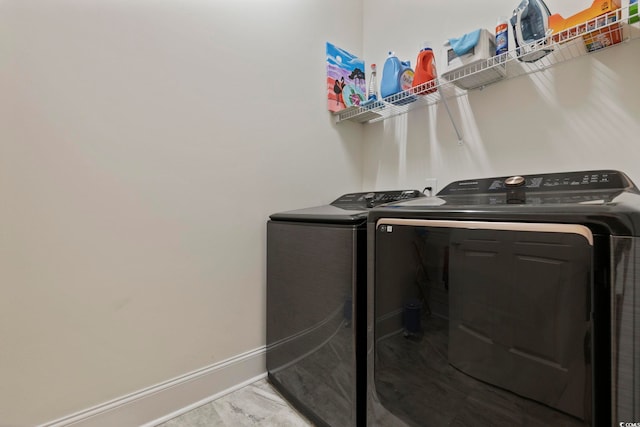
[269,204,368,224]
[269,190,425,224]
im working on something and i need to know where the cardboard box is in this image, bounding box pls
[549,0,620,35]
[549,0,622,51]
[582,18,623,51]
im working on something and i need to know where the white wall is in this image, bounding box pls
[3,0,637,424]
[362,0,640,191]
[0,0,363,425]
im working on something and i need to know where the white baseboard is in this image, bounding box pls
[39,346,266,427]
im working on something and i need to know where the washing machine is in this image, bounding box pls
[267,189,424,427]
[366,170,640,426]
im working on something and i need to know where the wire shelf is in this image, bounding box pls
[336,5,639,124]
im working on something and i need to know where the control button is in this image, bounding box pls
[363,193,375,208]
[505,176,525,187]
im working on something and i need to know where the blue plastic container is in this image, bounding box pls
[380,52,415,103]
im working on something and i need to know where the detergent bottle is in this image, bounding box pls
[495,16,509,55]
[411,42,437,95]
[367,63,378,101]
[380,51,414,99]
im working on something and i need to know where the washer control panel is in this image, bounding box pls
[331,190,424,209]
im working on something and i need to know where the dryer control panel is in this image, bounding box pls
[438,170,635,196]
[331,190,424,209]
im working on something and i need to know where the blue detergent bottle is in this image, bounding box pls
[380,51,415,100]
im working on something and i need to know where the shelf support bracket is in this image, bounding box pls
[439,93,463,145]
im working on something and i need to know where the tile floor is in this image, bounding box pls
[156,378,313,426]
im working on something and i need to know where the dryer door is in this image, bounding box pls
[371,219,593,427]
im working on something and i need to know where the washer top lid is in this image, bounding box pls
[269,204,368,224]
[269,189,425,224]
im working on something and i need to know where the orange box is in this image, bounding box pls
[582,20,622,51]
[549,0,622,49]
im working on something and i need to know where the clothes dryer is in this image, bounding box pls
[367,170,640,426]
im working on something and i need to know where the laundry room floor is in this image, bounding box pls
[155,378,313,426]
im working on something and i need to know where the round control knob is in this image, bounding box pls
[505,176,526,204]
[505,176,525,187]
[364,192,376,208]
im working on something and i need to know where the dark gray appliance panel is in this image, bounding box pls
[612,235,640,423]
[267,220,361,427]
[372,223,592,427]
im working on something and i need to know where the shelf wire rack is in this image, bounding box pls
[336,5,639,124]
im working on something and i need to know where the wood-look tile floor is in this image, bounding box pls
[156,378,314,426]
